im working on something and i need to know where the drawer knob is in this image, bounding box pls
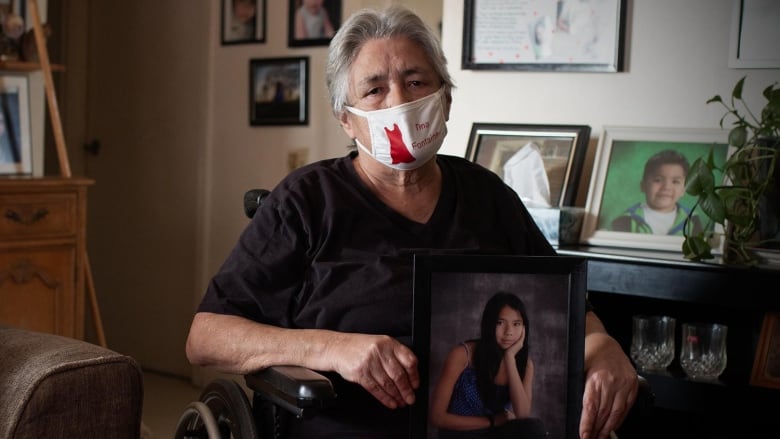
[5,208,50,225]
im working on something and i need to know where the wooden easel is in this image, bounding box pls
[28,0,107,348]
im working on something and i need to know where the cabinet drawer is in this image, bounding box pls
[0,193,77,240]
[0,247,76,337]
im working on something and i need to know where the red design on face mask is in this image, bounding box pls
[384,123,415,164]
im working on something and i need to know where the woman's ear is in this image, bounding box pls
[339,110,356,139]
[444,90,453,122]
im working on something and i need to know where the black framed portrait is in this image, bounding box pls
[412,254,587,439]
[249,57,309,126]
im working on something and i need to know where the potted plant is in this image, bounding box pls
[683,76,780,265]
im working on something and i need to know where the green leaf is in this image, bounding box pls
[683,236,714,261]
[706,95,723,105]
[698,191,726,223]
[733,76,746,100]
[729,126,747,148]
[685,157,714,196]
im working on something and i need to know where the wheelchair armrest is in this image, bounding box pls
[244,366,337,419]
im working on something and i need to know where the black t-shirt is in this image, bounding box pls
[196,151,555,437]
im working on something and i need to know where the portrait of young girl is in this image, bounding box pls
[429,292,547,439]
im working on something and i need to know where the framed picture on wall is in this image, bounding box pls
[221,0,266,45]
[249,57,309,126]
[0,75,31,176]
[288,0,341,47]
[581,126,730,252]
[462,0,626,71]
[465,123,590,208]
[728,0,780,68]
[411,254,586,439]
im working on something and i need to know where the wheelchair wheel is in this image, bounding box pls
[198,379,259,439]
[174,401,221,439]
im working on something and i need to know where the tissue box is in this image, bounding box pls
[528,207,586,246]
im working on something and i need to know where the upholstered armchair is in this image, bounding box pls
[0,326,144,438]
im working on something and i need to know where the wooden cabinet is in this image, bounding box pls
[558,245,780,438]
[0,177,92,339]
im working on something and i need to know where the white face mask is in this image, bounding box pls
[346,87,448,171]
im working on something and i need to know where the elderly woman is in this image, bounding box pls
[186,6,637,439]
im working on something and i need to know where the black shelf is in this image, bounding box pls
[557,245,780,437]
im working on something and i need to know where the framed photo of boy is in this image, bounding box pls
[249,57,308,126]
[465,123,590,208]
[411,254,586,439]
[288,0,341,47]
[221,0,266,45]
[0,75,31,176]
[581,126,730,252]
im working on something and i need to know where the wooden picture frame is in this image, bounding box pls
[221,0,266,45]
[462,0,626,72]
[411,254,586,439]
[581,126,730,252]
[288,0,341,47]
[249,57,308,126]
[465,123,590,208]
[0,75,31,176]
[751,311,780,389]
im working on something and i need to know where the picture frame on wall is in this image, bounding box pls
[728,0,780,68]
[249,57,308,126]
[221,0,266,45]
[751,311,780,390]
[465,123,590,208]
[462,0,626,72]
[581,126,730,252]
[288,0,341,47]
[411,254,586,439]
[0,75,31,176]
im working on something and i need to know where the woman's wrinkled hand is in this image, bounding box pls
[579,332,638,439]
[328,333,419,409]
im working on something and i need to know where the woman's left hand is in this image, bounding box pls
[579,316,638,439]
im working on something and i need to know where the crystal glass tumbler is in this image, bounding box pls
[679,322,728,381]
[630,315,676,372]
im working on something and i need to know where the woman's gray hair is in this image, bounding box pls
[326,6,454,117]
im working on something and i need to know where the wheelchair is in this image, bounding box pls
[174,189,655,438]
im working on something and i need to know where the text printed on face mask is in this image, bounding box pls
[413,130,442,149]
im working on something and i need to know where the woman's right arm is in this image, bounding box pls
[185,311,419,409]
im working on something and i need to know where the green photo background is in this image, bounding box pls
[597,140,729,231]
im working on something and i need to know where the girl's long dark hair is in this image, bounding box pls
[472,292,530,408]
